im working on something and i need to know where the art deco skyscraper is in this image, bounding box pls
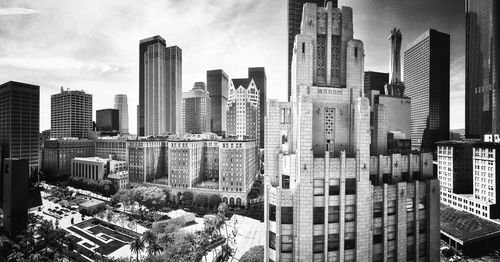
[248,67,267,149]
[287,0,338,101]
[207,69,229,136]
[138,35,182,136]
[465,0,500,138]
[114,94,129,134]
[0,81,39,176]
[51,87,92,139]
[265,3,439,261]
[404,29,450,152]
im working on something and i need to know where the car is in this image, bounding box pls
[449,256,462,262]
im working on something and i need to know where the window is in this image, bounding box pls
[313,207,324,224]
[282,175,290,189]
[313,235,324,253]
[407,221,414,237]
[313,179,325,196]
[383,173,392,184]
[373,202,383,218]
[345,205,356,222]
[345,178,356,194]
[269,204,276,221]
[281,207,293,224]
[344,232,355,250]
[328,206,339,223]
[387,200,396,215]
[281,235,293,253]
[269,231,276,250]
[329,179,340,195]
[328,234,339,251]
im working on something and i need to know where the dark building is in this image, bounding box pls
[0,81,39,201]
[207,69,229,136]
[138,36,182,136]
[404,29,450,152]
[287,0,337,101]
[436,141,473,194]
[96,109,120,133]
[248,67,267,149]
[364,71,389,96]
[465,0,500,138]
[3,158,29,236]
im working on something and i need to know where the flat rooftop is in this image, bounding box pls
[440,204,500,244]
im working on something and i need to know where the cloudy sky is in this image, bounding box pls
[0,0,465,134]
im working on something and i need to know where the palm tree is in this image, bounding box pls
[141,230,156,246]
[129,237,145,262]
[146,242,163,256]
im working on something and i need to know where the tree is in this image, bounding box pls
[141,231,156,246]
[181,191,194,207]
[193,194,208,208]
[239,246,264,262]
[208,194,222,209]
[129,237,145,262]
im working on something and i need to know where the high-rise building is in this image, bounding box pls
[51,87,92,139]
[96,109,119,133]
[264,3,440,261]
[465,1,500,138]
[114,94,129,134]
[0,81,39,176]
[287,0,338,101]
[2,158,29,236]
[182,82,211,134]
[138,35,182,137]
[207,69,229,136]
[364,71,389,96]
[248,67,267,149]
[227,78,260,143]
[404,29,450,152]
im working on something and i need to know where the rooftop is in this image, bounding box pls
[440,204,500,244]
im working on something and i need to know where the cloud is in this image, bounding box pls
[0,7,39,16]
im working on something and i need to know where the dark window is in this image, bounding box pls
[345,178,356,194]
[373,202,383,218]
[282,175,290,189]
[383,173,392,184]
[313,207,324,224]
[354,47,358,58]
[281,235,293,253]
[345,205,356,222]
[328,206,339,223]
[269,204,276,221]
[269,231,276,250]
[328,234,339,251]
[281,207,293,224]
[407,245,415,260]
[329,185,340,195]
[419,244,426,257]
[344,233,355,250]
[302,43,305,54]
[313,235,324,253]
[402,172,409,182]
[370,174,379,186]
[419,220,426,234]
[373,234,382,244]
[407,221,414,237]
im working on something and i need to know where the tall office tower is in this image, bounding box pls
[385,28,405,97]
[0,81,39,203]
[3,159,29,236]
[182,82,211,134]
[364,71,389,96]
[207,69,229,136]
[265,3,440,261]
[96,109,120,133]
[248,67,267,149]
[465,1,500,138]
[114,94,129,134]
[227,78,260,142]
[287,0,338,101]
[51,87,92,139]
[138,35,182,137]
[404,29,450,152]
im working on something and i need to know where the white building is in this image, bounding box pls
[71,157,126,181]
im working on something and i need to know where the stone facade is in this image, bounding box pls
[41,139,95,177]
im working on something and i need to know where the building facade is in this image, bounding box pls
[108,171,129,190]
[207,69,229,136]
[51,88,92,139]
[364,71,389,97]
[71,157,126,181]
[227,78,260,142]
[96,109,119,133]
[114,94,129,134]
[0,81,39,178]
[41,139,95,177]
[95,139,128,162]
[2,159,29,236]
[138,35,182,136]
[182,82,211,134]
[264,3,440,261]
[128,139,168,183]
[248,67,267,149]
[465,0,500,138]
[404,29,450,152]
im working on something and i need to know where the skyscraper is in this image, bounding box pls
[465,0,500,138]
[227,78,260,143]
[114,94,129,134]
[287,0,337,101]
[207,69,229,136]
[364,71,389,95]
[0,81,39,202]
[3,158,29,236]
[51,88,92,139]
[248,67,267,149]
[138,35,182,136]
[182,82,211,134]
[404,29,450,152]
[264,2,440,261]
[96,109,120,133]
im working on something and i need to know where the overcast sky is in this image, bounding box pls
[0,0,465,134]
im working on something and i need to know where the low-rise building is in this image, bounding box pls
[107,171,129,190]
[71,157,126,181]
[41,139,95,177]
